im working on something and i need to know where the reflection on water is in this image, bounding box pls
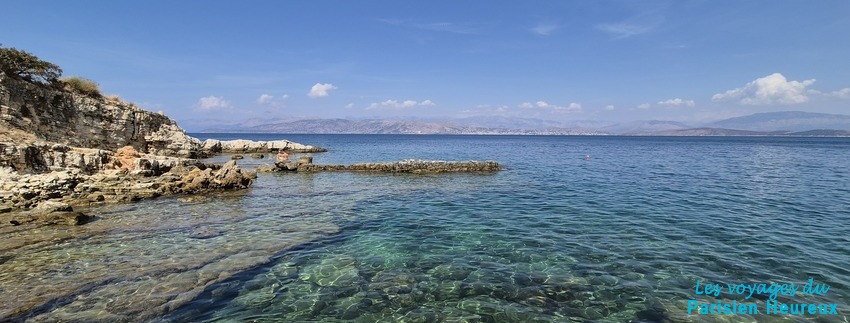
[2,135,850,322]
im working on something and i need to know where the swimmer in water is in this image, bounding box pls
[277,150,289,162]
[585,154,590,160]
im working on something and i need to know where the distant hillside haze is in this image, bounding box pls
[190,111,850,136]
[708,111,850,132]
[600,120,692,134]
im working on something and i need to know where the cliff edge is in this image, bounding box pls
[0,71,201,158]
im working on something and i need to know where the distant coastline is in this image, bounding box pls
[193,129,850,137]
[189,111,850,137]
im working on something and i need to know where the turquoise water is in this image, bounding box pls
[4,135,849,322]
[171,135,850,322]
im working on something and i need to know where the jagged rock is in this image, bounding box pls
[201,139,222,154]
[231,154,244,160]
[9,201,93,226]
[250,153,265,159]
[178,161,255,193]
[212,160,256,189]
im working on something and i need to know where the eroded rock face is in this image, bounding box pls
[0,71,201,158]
[0,142,112,174]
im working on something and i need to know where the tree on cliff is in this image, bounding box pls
[0,44,63,84]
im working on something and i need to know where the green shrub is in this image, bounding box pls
[61,76,101,97]
[0,44,62,84]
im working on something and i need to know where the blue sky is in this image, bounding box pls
[3,1,849,129]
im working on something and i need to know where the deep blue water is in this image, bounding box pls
[160,134,850,322]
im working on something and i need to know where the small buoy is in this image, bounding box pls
[585,154,591,160]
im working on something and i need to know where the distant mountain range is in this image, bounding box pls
[707,111,850,132]
[196,111,850,136]
[210,118,606,135]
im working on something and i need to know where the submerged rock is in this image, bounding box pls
[300,255,362,288]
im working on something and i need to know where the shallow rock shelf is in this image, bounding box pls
[263,159,501,174]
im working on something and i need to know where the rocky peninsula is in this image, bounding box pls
[0,68,325,225]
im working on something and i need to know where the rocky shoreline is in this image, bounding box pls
[0,140,334,226]
[1,69,330,225]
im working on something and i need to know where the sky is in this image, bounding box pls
[3,1,850,130]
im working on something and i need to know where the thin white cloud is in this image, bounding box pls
[366,99,436,110]
[523,100,582,112]
[257,94,274,105]
[531,23,559,36]
[596,11,663,40]
[712,73,815,105]
[605,105,615,111]
[595,23,653,39]
[380,19,486,34]
[826,88,850,99]
[257,93,289,107]
[459,104,510,116]
[657,98,696,107]
[196,96,231,111]
[637,103,651,109]
[308,83,337,98]
[345,103,355,109]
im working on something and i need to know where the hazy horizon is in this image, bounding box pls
[4,1,849,128]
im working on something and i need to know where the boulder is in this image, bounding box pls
[9,201,93,226]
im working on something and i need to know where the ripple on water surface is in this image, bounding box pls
[4,135,850,322]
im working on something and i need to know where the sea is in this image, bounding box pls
[2,134,849,322]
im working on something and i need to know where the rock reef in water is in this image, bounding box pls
[263,159,501,174]
[201,139,327,154]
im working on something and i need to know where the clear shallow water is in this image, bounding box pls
[4,135,850,322]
